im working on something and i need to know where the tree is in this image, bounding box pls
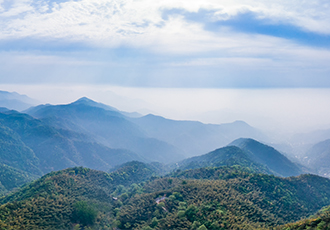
[71,201,97,226]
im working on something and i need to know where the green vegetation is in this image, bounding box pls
[278,205,330,230]
[230,138,302,177]
[0,163,38,195]
[0,162,156,229]
[177,145,273,175]
[72,201,98,226]
[0,163,330,229]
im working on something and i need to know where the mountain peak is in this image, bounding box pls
[71,97,119,112]
[73,97,96,103]
[77,96,93,101]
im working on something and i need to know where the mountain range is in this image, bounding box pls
[1,90,330,229]
[0,90,38,111]
[0,91,323,192]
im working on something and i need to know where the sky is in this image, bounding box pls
[1,0,330,132]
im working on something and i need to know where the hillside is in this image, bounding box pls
[1,164,330,229]
[0,163,38,195]
[278,205,330,230]
[0,122,41,175]
[119,173,330,230]
[230,138,303,177]
[303,139,330,177]
[176,145,272,175]
[26,98,185,164]
[0,110,144,175]
[0,163,159,230]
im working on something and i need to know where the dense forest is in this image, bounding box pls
[1,163,330,230]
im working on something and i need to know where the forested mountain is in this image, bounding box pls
[0,110,144,177]
[0,163,38,195]
[2,94,330,229]
[230,138,303,177]
[175,138,302,177]
[1,164,330,229]
[0,121,41,175]
[25,98,184,164]
[176,145,272,174]
[0,97,277,195]
[278,205,330,230]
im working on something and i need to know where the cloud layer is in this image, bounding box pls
[0,0,330,87]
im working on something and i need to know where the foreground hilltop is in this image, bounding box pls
[176,138,303,177]
[1,162,330,229]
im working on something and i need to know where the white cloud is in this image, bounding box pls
[0,0,330,89]
[1,0,330,44]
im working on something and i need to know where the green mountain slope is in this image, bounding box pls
[117,172,330,230]
[0,122,41,175]
[0,163,38,195]
[177,145,272,174]
[0,162,158,230]
[0,110,144,174]
[26,98,185,164]
[278,205,330,230]
[1,164,330,230]
[230,138,302,177]
[303,139,330,177]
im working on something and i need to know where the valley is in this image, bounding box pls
[0,91,330,229]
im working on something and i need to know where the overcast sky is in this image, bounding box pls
[1,0,330,132]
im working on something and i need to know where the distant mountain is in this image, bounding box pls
[230,138,303,177]
[130,114,267,157]
[291,128,330,145]
[0,110,144,174]
[176,145,272,174]
[70,97,119,111]
[0,163,38,195]
[0,122,42,175]
[303,139,330,177]
[0,90,38,111]
[26,98,185,164]
[175,138,302,177]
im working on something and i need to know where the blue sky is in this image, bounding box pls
[1,0,330,131]
[0,0,330,88]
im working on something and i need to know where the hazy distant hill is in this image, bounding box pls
[0,121,42,175]
[0,110,144,175]
[131,114,267,157]
[303,139,330,177]
[230,138,303,177]
[0,163,38,195]
[0,90,38,111]
[291,128,330,145]
[26,98,185,163]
